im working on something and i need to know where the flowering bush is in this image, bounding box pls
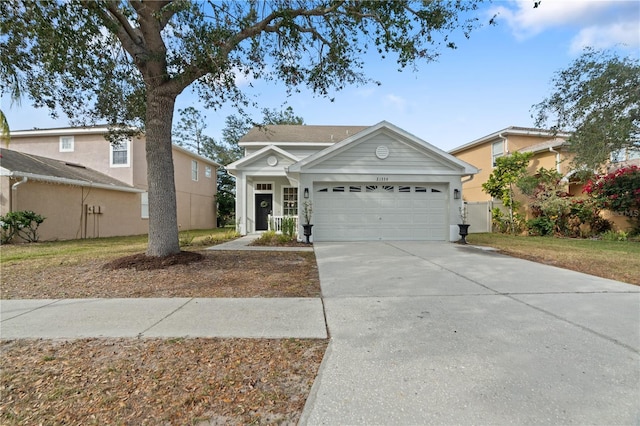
[584,165,640,230]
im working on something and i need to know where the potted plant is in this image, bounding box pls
[457,205,470,244]
[302,200,313,243]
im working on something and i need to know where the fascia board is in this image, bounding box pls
[6,171,145,193]
[449,127,572,154]
[172,144,221,167]
[239,141,334,148]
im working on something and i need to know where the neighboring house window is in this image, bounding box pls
[492,140,504,167]
[283,187,298,216]
[141,192,149,219]
[59,136,74,152]
[205,165,212,178]
[611,149,625,163]
[192,160,198,181]
[110,140,130,167]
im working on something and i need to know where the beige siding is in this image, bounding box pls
[2,178,147,241]
[453,143,492,202]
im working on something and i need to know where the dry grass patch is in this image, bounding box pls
[1,250,320,299]
[1,338,327,425]
[467,233,640,286]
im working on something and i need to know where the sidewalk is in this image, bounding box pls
[0,235,324,340]
[0,298,327,339]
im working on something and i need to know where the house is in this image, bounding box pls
[449,127,574,232]
[1,126,218,241]
[226,121,478,242]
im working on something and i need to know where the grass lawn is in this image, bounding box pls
[467,233,640,286]
[0,228,327,425]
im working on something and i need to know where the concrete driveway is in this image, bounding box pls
[301,241,640,425]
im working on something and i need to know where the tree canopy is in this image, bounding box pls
[532,48,640,171]
[1,0,488,256]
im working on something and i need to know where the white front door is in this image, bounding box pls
[313,183,448,241]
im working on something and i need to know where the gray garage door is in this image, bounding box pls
[313,183,448,241]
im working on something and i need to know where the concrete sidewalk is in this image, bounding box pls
[0,297,327,339]
[301,241,640,425]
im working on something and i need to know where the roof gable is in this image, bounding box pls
[288,121,478,175]
[226,145,300,174]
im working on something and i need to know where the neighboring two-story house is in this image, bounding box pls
[1,125,218,241]
[226,121,478,242]
[449,127,574,232]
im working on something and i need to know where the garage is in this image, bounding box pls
[313,182,448,241]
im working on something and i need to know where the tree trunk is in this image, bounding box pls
[145,89,180,257]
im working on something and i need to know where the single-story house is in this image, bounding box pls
[226,121,478,242]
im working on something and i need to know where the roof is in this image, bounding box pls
[449,126,572,154]
[518,138,567,153]
[239,125,369,144]
[0,148,143,193]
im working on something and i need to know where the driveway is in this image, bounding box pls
[301,241,640,425]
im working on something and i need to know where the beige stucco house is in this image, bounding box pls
[1,126,218,241]
[448,127,575,232]
[227,121,478,242]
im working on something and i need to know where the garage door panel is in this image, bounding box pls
[314,183,448,241]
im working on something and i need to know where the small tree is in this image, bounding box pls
[482,152,533,234]
[584,165,640,232]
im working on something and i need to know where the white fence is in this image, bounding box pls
[268,215,299,234]
[465,201,504,233]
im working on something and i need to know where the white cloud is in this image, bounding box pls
[492,0,639,51]
[384,94,407,112]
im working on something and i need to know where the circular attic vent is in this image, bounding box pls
[375,145,390,160]
[267,156,278,166]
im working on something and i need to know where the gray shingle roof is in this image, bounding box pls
[0,148,136,190]
[239,125,369,143]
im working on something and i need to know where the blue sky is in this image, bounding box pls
[2,0,639,152]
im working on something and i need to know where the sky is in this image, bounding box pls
[2,0,639,152]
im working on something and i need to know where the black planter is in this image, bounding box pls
[302,224,314,244]
[457,224,470,244]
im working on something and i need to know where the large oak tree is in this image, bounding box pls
[1,0,487,257]
[533,48,640,171]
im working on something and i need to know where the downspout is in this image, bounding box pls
[549,147,561,173]
[10,176,28,212]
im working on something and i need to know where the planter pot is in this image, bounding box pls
[457,224,470,244]
[302,224,314,244]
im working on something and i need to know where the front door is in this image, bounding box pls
[255,193,273,231]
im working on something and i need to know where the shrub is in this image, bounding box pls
[601,230,628,242]
[584,165,640,229]
[281,216,297,238]
[0,210,46,243]
[527,216,554,236]
[252,230,296,246]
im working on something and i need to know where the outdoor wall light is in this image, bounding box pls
[304,188,309,198]
[453,189,461,199]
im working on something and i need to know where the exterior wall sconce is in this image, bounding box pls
[304,188,309,198]
[453,189,460,199]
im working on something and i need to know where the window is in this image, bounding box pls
[59,136,74,152]
[110,140,130,167]
[191,160,198,181]
[283,187,298,216]
[256,183,272,191]
[492,140,504,167]
[611,149,625,163]
[141,192,149,219]
[205,165,212,178]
